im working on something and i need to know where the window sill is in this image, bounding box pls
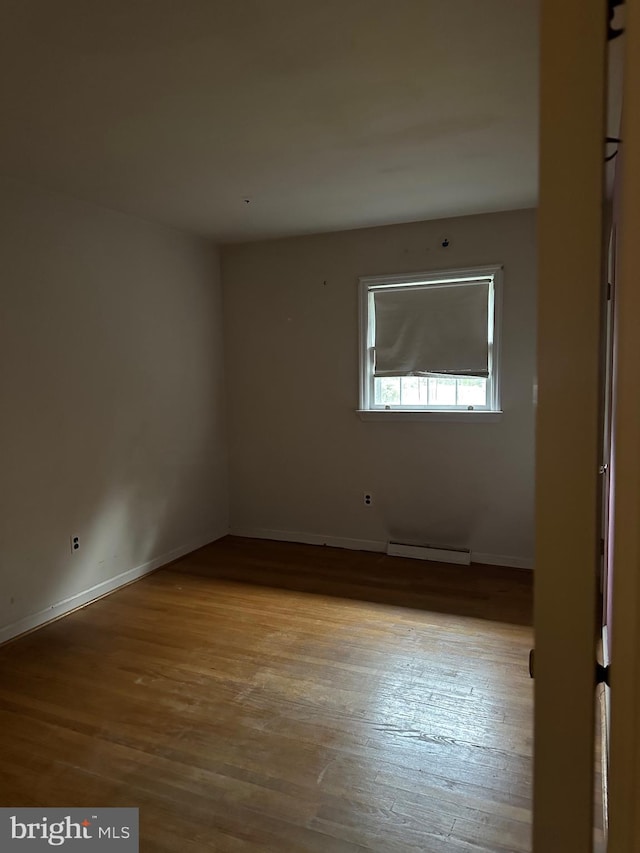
[356,409,503,423]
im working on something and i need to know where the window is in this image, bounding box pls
[358,265,502,420]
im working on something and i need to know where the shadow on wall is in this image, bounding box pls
[0,368,227,640]
[0,179,228,639]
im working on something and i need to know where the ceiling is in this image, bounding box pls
[0,0,539,242]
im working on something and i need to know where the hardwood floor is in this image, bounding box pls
[0,537,534,852]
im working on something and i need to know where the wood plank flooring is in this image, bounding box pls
[0,536,534,852]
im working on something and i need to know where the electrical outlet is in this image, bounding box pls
[363,493,373,506]
[70,534,80,554]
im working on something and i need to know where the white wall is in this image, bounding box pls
[0,180,228,641]
[222,209,536,567]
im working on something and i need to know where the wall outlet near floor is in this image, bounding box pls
[70,534,80,554]
[363,493,373,506]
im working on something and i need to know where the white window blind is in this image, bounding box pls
[373,280,490,378]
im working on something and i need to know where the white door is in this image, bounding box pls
[535,2,640,851]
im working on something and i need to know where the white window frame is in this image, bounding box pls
[357,265,503,422]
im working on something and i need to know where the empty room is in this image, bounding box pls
[1,1,635,851]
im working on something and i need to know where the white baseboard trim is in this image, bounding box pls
[231,527,387,553]
[387,541,471,565]
[231,527,534,569]
[0,526,229,646]
[472,552,534,570]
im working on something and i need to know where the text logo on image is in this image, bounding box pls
[0,809,138,850]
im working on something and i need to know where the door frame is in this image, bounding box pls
[536,2,640,850]
[534,1,607,850]
[608,0,640,848]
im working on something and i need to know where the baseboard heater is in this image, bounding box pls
[386,541,471,565]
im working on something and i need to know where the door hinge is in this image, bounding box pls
[608,0,625,40]
[529,651,610,688]
[597,662,610,687]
